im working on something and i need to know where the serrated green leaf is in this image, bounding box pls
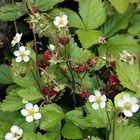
[35,0,64,12]
[17,87,43,101]
[99,34,139,57]
[62,121,83,139]
[85,102,113,128]
[1,89,24,112]
[45,131,60,140]
[64,39,91,64]
[76,30,101,48]
[0,64,13,84]
[109,125,140,140]
[116,61,140,92]
[101,8,134,38]
[109,0,130,13]
[62,8,84,29]
[40,104,64,130]
[0,2,27,21]
[79,0,106,30]
[65,110,89,129]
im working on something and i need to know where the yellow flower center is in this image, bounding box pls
[59,19,65,25]
[124,102,132,110]
[28,109,34,116]
[96,97,101,103]
[19,51,25,58]
[13,36,18,42]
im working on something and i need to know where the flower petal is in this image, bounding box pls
[26,115,34,122]
[55,16,61,21]
[117,99,124,107]
[19,46,25,52]
[21,109,28,116]
[25,50,30,55]
[131,104,139,113]
[17,128,23,136]
[25,103,33,110]
[62,15,68,20]
[53,21,59,26]
[92,102,99,110]
[94,90,101,97]
[16,57,22,62]
[101,94,107,101]
[123,94,130,102]
[33,112,42,120]
[11,125,19,133]
[131,97,138,104]
[123,110,133,117]
[14,51,19,56]
[5,133,13,140]
[33,104,39,112]
[88,95,96,102]
[23,56,29,62]
[100,101,106,108]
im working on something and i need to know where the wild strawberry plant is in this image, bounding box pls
[0,0,140,140]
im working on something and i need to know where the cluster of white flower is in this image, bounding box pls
[5,125,23,140]
[88,90,107,110]
[21,103,42,122]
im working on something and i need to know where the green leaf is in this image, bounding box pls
[76,30,101,48]
[0,64,13,84]
[62,121,83,139]
[101,8,134,38]
[45,131,61,140]
[62,8,84,29]
[91,136,102,140]
[109,0,130,13]
[116,61,140,92]
[85,102,113,128]
[0,3,27,21]
[40,104,64,130]
[64,39,91,64]
[1,88,24,112]
[109,125,140,140]
[65,110,89,129]
[17,87,43,101]
[129,110,140,127]
[35,0,64,12]
[99,34,139,57]
[79,0,106,29]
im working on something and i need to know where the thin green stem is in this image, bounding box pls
[112,112,116,140]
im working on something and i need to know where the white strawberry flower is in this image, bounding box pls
[89,90,107,110]
[48,44,55,51]
[14,46,30,62]
[53,14,68,28]
[21,103,42,122]
[117,94,139,117]
[11,33,22,46]
[5,125,23,140]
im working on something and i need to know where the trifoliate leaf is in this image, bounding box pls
[0,64,13,84]
[0,2,27,21]
[116,61,140,92]
[40,104,64,130]
[1,88,24,112]
[85,102,113,128]
[109,125,140,140]
[62,121,83,139]
[109,0,130,13]
[76,30,101,48]
[79,0,106,30]
[65,110,89,129]
[62,8,84,29]
[17,87,44,101]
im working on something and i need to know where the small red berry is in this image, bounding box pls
[43,87,58,98]
[31,6,40,13]
[59,37,69,45]
[74,64,87,73]
[44,50,52,61]
[108,75,120,85]
[80,89,88,99]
